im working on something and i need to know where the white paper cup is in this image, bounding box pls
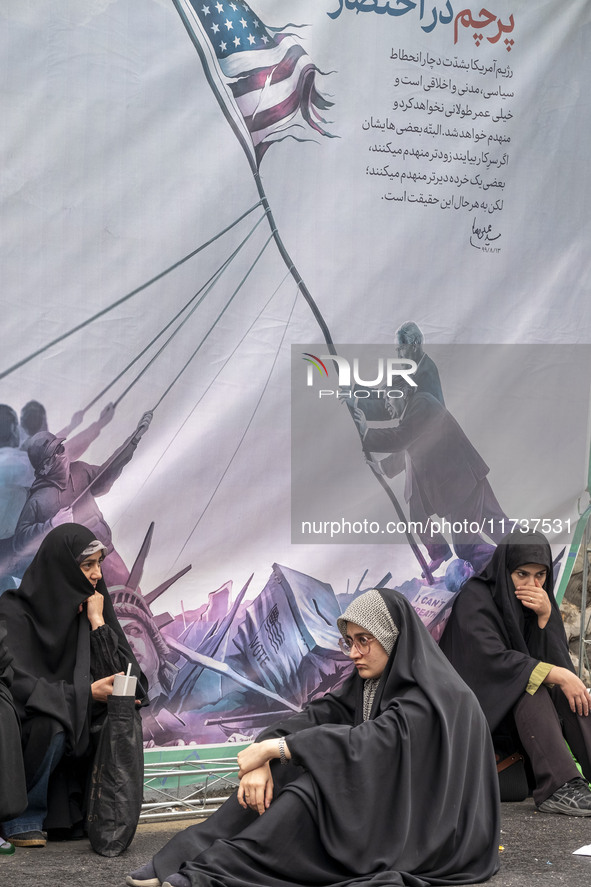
[112,673,137,696]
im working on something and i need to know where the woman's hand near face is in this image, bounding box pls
[85,590,105,630]
[545,666,590,716]
[236,763,274,815]
[513,577,552,628]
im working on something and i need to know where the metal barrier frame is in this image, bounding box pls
[140,746,246,822]
[579,519,591,679]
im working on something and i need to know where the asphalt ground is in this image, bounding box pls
[2,801,591,887]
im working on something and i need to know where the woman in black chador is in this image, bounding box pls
[0,623,27,852]
[0,523,146,847]
[440,529,591,815]
[127,587,500,887]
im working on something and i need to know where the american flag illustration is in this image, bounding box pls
[263,603,285,653]
[173,0,334,166]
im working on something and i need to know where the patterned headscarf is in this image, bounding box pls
[337,589,400,720]
[337,589,400,656]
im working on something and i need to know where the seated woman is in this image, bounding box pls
[0,623,27,854]
[0,523,146,847]
[127,587,500,887]
[440,529,591,815]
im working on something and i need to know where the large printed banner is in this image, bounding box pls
[1,0,590,745]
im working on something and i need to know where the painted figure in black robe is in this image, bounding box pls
[355,380,507,574]
[126,588,500,887]
[355,320,445,422]
[440,530,591,815]
[396,320,445,406]
[0,524,147,847]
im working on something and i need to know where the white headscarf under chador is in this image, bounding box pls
[76,539,107,563]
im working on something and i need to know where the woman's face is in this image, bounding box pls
[510,562,547,590]
[79,551,103,590]
[343,621,389,679]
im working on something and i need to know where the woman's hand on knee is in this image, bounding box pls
[238,739,277,775]
[237,764,274,815]
[546,666,590,716]
[237,738,291,778]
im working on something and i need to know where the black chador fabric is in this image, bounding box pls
[0,622,27,820]
[154,589,500,887]
[439,529,574,733]
[0,524,146,827]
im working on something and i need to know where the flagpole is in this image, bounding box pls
[171,0,433,583]
[252,173,433,583]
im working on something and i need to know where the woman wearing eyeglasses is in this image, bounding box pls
[127,587,500,887]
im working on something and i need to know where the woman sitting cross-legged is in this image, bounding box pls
[127,587,500,887]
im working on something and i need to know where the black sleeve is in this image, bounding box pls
[89,623,130,680]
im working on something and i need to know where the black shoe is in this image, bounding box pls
[47,825,85,841]
[8,830,47,847]
[537,777,591,816]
